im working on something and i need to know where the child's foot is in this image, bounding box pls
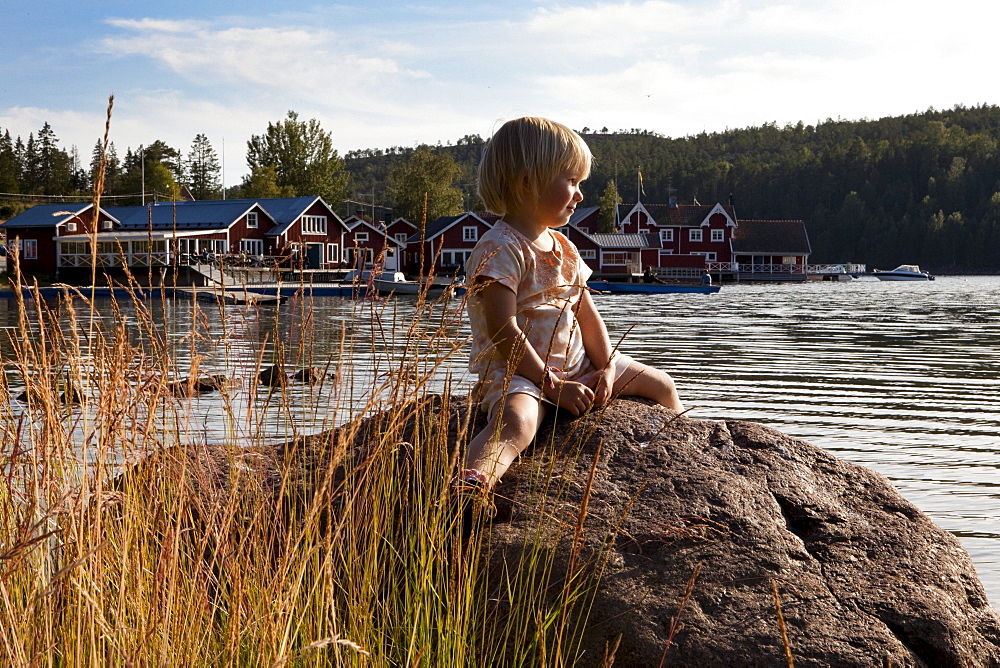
[451,475,494,541]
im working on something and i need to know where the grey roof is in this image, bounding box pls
[569,206,599,225]
[588,232,660,249]
[0,203,93,228]
[731,220,811,254]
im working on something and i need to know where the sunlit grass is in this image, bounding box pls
[0,272,616,666]
[0,100,615,664]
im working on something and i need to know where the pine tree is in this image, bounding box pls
[35,122,73,195]
[597,180,622,232]
[185,134,222,200]
[0,130,19,193]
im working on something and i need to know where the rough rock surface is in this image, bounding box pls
[119,396,1000,666]
[486,398,1000,666]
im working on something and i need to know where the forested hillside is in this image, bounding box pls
[347,105,1000,272]
[3,106,998,272]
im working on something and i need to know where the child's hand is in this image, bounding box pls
[589,365,617,407]
[543,377,595,416]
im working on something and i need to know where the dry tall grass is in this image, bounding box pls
[0,101,614,664]
[0,275,614,666]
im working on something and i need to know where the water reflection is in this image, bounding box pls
[2,276,997,607]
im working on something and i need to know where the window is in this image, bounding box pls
[710,229,724,242]
[20,239,38,260]
[659,249,674,256]
[395,233,409,244]
[602,252,628,266]
[247,212,258,228]
[705,252,717,261]
[327,243,339,264]
[689,229,703,242]
[442,249,473,267]
[782,256,797,264]
[355,232,369,242]
[659,229,674,242]
[463,226,478,242]
[580,249,596,259]
[301,215,327,235]
[240,239,264,256]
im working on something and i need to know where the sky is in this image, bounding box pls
[2,0,998,188]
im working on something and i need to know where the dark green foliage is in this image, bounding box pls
[185,134,222,200]
[388,146,464,222]
[244,111,348,203]
[344,105,1000,272]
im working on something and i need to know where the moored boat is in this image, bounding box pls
[871,265,935,281]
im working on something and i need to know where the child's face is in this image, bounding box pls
[534,168,586,228]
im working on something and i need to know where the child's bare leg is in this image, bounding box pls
[464,392,548,486]
[614,361,684,412]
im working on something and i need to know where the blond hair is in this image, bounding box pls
[477,117,592,216]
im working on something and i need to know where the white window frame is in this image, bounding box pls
[395,233,409,244]
[710,229,724,242]
[462,226,479,242]
[601,251,628,266]
[20,239,38,260]
[301,215,327,235]
[580,249,596,260]
[689,229,703,242]
[659,249,674,257]
[240,238,264,256]
[442,249,473,267]
[354,232,369,242]
[327,243,340,264]
[660,229,674,242]
[247,212,258,229]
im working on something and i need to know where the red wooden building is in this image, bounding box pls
[1,196,349,282]
[405,212,498,276]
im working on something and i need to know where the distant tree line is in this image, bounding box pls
[344,105,1000,272]
[0,123,226,215]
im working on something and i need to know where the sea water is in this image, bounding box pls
[3,275,997,607]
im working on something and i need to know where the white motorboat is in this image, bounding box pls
[872,264,935,281]
[345,270,460,296]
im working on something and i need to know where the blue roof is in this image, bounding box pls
[105,200,261,231]
[213,196,345,236]
[3,197,344,236]
[1,203,93,228]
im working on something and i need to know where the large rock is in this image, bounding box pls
[486,398,1000,666]
[116,396,1000,666]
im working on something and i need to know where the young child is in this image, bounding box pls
[458,117,684,500]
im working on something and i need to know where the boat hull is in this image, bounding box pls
[873,275,932,281]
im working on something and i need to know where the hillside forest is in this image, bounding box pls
[3,105,1000,272]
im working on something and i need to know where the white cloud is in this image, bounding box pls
[4,0,998,190]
